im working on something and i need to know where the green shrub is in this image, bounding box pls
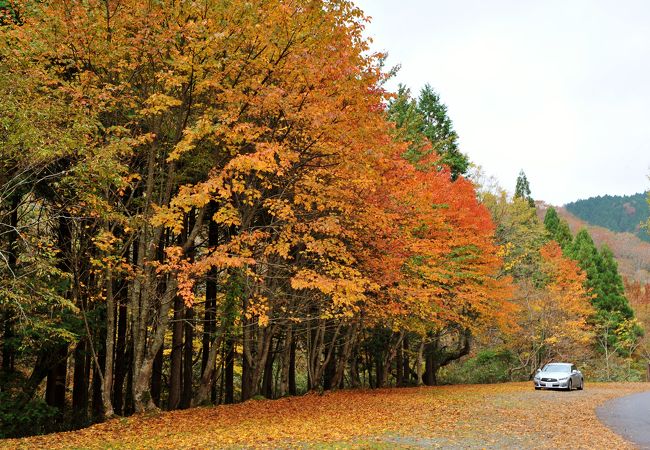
[0,393,59,438]
[439,348,516,384]
[581,357,646,382]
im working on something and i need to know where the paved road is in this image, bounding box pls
[598,390,650,449]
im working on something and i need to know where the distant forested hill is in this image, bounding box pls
[565,192,649,242]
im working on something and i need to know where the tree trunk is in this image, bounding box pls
[279,326,292,397]
[252,327,274,396]
[129,146,190,414]
[46,215,72,413]
[124,337,134,415]
[380,331,404,388]
[349,353,360,389]
[241,336,252,401]
[92,314,107,421]
[181,306,194,409]
[72,340,89,427]
[396,343,403,387]
[113,270,128,415]
[102,269,116,418]
[45,346,68,411]
[306,319,319,390]
[241,296,252,401]
[424,328,471,386]
[168,296,184,409]
[193,329,224,406]
[202,209,218,374]
[402,336,410,385]
[416,341,425,386]
[262,339,275,398]
[2,196,19,373]
[323,342,336,391]
[307,320,341,391]
[193,301,232,406]
[132,280,177,413]
[289,337,297,395]
[424,345,435,386]
[242,318,274,399]
[332,323,358,389]
[151,345,163,407]
[224,335,235,403]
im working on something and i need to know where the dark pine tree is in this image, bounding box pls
[514,170,535,207]
[543,207,573,250]
[417,85,469,180]
[386,84,469,180]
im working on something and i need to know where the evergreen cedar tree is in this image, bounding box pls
[386,84,469,180]
[0,0,640,438]
[543,207,572,250]
[514,170,535,207]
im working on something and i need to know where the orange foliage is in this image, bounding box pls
[6,383,647,449]
[355,148,514,336]
[508,242,594,370]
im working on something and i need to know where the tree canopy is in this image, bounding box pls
[387,84,469,180]
[0,0,513,437]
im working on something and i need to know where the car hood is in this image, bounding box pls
[537,372,571,379]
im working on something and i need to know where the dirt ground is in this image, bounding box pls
[3,382,649,449]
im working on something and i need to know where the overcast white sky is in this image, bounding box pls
[354,0,650,205]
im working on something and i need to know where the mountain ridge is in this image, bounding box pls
[564,192,649,243]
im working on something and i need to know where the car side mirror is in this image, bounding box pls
[572,370,578,374]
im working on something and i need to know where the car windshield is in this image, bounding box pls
[542,364,571,373]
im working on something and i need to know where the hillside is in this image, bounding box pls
[565,193,649,242]
[537,203,650,283]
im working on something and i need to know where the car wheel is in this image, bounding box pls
[535,387,541,390]
[577,378,584,390]
[567,379,573,391]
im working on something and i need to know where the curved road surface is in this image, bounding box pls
[598,390,650,449]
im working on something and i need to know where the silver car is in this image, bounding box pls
[533,362,584,390]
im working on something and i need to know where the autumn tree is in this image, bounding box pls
[625,279,650,360]
[0,0,520,438]
[472,179,598,380]
[358,142,513,386]
[0,37,100,429]
[506,242,594,375]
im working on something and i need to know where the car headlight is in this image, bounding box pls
[534,376,540,380]
[559,377,568,381]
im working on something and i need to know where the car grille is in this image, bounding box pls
[541,378,557,382]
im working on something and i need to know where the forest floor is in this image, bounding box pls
[3,382,649,449]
